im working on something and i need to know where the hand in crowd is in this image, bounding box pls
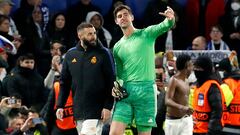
[12,35,23,49]
[51,55,62,73]
[230,32,240,40]
[159,6,175,21]
[20,116,36,132]
[0,97,21,109]
[20,112,45,132]
[20,115,36,132]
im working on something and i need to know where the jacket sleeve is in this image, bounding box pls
[56,53,71,108]
[102,49,115,110]
[6,75,22,99]
[39,77,50,107]
[44,69,55,90]
[0,114,7,135]
[40,90,55,125]
[144,19,175,39]
[207,84,223,135]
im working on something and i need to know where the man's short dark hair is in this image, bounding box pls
[211,24,223,34]
[113,4,133,19]
[50,40,63,49]
[18,53,35,61]
[194,56,213,72]
[77,22,94,33]
[176,54,191,70]
[50,40,66,54]
[17,53,35,65]
[0,14,9,24]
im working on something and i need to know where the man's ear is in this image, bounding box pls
[115,18,119,25]
[131,14,134,22]
[78,32,83,40]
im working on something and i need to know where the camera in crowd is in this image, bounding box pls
[32,117,44,125]
[7,98,17,104]
[7,97,21,105]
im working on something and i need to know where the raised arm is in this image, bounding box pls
[145,6,175,38]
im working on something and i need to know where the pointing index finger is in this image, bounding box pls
[159,12,167,17]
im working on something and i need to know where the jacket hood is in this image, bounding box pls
[20,0,34,9]
[86,11,104,26]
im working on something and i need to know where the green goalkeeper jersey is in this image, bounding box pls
[113,19,174,82]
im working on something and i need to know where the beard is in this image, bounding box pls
[83,39,97,47]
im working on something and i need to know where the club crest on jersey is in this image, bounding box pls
[91,56,97,64]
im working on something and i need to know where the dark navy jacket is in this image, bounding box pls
[57,41,115,120]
